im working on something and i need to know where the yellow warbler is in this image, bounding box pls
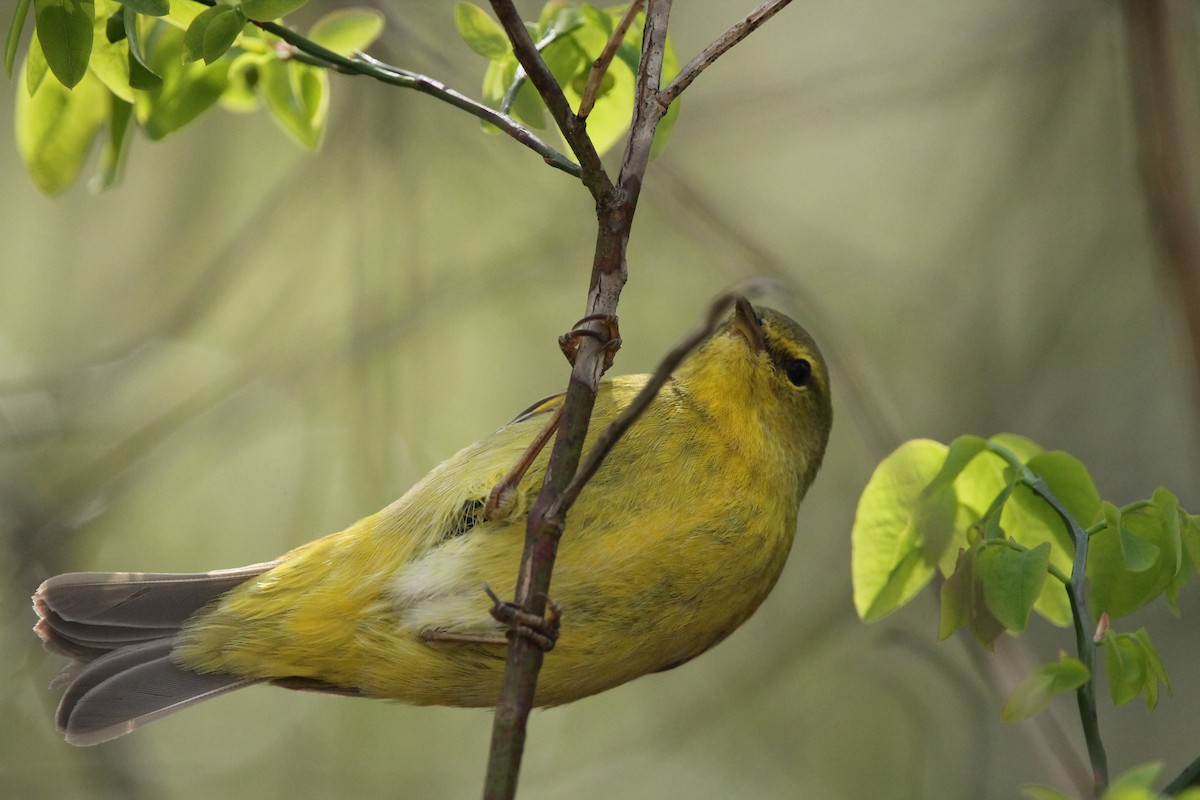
[34,299,832,745]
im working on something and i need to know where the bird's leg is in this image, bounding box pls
[484,403,562,521]
[558,313,621,370]
[420,629,508,647]
[485,585,562,652]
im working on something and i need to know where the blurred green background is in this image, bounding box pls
[3,1,1200,797]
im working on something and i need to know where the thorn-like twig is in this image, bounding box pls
[578,0,644,119]
[659,0,794,108]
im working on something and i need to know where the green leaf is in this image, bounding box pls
[90,94,131,190]
[307,7,383,56]
[123,5,159,85]
[6,0,34,77]
[117,0,168,15]
[1001,654,1089,721]
[1103,502,1159,573]
[218,50,261,112]
[34,0,95,88]
[938,547,971,640]
[1151,487,1182,572]
[182,3,243,65]
[16,59,109,193]
[259,58,326,149]
[851,439,948,621]
[134,21,230,138]
[937,544,1005,648]
[1182,512,1200,575]
[25,30,49,93]
[238,0,306,22]
[1107,762,1162,792]
[1133,628,1170,709]
[1104,630,1141,706]
[977,541,1050,632]
[454,2,508,58]
[88,3,133,102]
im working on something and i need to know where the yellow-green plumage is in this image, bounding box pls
[34,302,832,743]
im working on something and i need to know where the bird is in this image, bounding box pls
[33,298,833,746]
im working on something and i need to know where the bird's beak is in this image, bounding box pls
[732,296,766,353]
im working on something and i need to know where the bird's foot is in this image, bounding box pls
[484,585,562,652]
[559,313,621,370]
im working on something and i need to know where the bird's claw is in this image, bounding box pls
[484,584,562,652]
[559,313,621,370]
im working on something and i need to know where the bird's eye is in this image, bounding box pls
[785,358,812,387]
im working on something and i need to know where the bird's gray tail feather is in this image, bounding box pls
[33,563,276,745]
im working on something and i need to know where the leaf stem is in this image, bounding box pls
[985,441,1109,795]
[1164,752,1200,794]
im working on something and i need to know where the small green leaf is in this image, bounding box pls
[238,0,306,22]
[936,543,1005,648]
[851,439,948,621]
[134,21,230,138]
[16,60,109,193]
[307,7,383,56]
[122,5,159,81]
[1104,630,1144,706]
[1107,762,1163,792]
[34,0,95,88]
[977,541,1050,632]
[182,4,243,65]
[1151,487,1182,572]
[26,30,49,94]
[1133,628,1170,709]
[1001,654,1089,721]
[90,94,131,190]
[454,2,509,58]
[259,58,326,149]
[117,0,168,15]
[938,548,971,640]
[1182,512,1200,575]
[7,0,35,78]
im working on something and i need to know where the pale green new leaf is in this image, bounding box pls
[238,0,307,22]
[260,58,327,149]
[977,541,1050,632]
[25,29,49,93]
[117,0,168,15]
[34,0,95,87]
[16,59,109,193]
[852,439,948,621]
[134,22,230,138]
[455,2,509,59]
[1151,487,1182,572]
[90,94,131,190]
[307,7,383,56]
[182,4,244,65]
[1001,654,1089,721]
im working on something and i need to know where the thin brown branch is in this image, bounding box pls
[659,0,794,108]
[1122,0,1200,420]
[487,0,613,199]
[481,2,798,797]
[616,0,673,193]
[578,0,644,120]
